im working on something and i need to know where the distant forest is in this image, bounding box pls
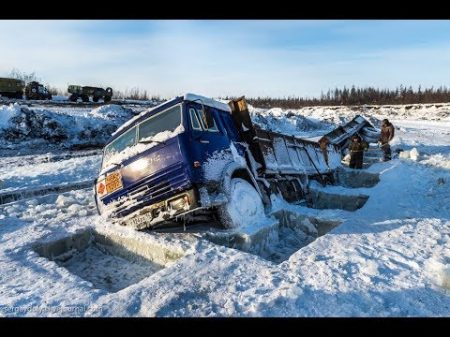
[243,86,450,109]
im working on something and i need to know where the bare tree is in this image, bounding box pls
[114,87,150,101]
[9,68,41,83]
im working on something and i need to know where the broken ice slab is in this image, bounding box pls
[335,167,380,188]
[205,217,280,254]
[205,210,342,264]
[307,183,370,212]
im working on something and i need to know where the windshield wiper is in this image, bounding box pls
[138,139,166,145]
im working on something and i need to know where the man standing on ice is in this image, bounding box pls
[348,134,368,169]
[379,119,395,161]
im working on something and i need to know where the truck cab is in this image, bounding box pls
[95,93,249,229]
[25,81,52,100]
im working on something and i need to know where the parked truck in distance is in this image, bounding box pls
[0,77,25,99]
[94,93,376,230]
[68,85,113,103]
[25,81,52,100]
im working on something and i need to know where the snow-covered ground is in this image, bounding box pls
[0,102,449,316]
[0,153,101,194]
[0,103,148,152]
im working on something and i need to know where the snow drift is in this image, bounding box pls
[0,103,134,149]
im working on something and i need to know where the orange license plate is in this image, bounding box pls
[105,171,123,194]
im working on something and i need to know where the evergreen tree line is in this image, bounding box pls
[243,85,450,109]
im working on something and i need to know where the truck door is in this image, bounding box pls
[187,103,231,172]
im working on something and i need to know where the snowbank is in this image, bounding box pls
[0,103,134,149]
[249,102,450,139]
[399,148,420,161]
[0,103,22,130]
[249,106,334,138]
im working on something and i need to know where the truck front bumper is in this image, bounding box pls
[118,188,207,230]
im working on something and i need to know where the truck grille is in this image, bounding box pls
[105,162,191,218]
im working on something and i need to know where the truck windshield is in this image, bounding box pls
[102,105,182,169]
[138,105,181,141]
[103,127,137,168]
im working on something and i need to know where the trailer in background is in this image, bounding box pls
[0,77,24,99]
[68,85,113,103]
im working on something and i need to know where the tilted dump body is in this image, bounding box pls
[319,115,380,150]
[252,127,342,176]
[228,98,343,179]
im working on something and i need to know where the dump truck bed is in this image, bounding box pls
[253,127,341,177]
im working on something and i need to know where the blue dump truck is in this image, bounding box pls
[94,93,377,230]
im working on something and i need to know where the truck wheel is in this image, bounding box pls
[69,94,78,102]
[104,95,112,103]
[82,95,89,102]
[218,178,265,229]
[93,96,99,102]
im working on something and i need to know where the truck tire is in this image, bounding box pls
[104,95,112,103]
[69,94,78,102]
[218,178,265,229]
[93,96,99,102]
[81,95,89,102]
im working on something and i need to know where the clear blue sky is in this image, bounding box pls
[1,20,450,98]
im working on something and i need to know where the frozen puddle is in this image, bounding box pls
[58,241,160,293]
[34,229,184,293]
[206,210,342,264]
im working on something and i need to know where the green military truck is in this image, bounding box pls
[68,85,113,103]
[0,77,25,99]
[25,81,52,100]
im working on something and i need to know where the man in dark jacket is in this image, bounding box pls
[379,119,395,161]
[348,134,368,169]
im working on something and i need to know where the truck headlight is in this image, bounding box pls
[168,195,190,211]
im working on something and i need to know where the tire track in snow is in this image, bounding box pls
[0,180,94,205]
[0,150,102,168]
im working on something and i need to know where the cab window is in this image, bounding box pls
[189,108,202,130]
[191,106,219,132]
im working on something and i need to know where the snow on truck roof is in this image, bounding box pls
[183,93,231,112]
[112,93,231,137]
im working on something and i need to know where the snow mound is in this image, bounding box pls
[0,104,134,148]
[89,104,133,120]
[249,106,333,137]
[0,103,22,130]
[399,147,420,161]
[425,258,450,292]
